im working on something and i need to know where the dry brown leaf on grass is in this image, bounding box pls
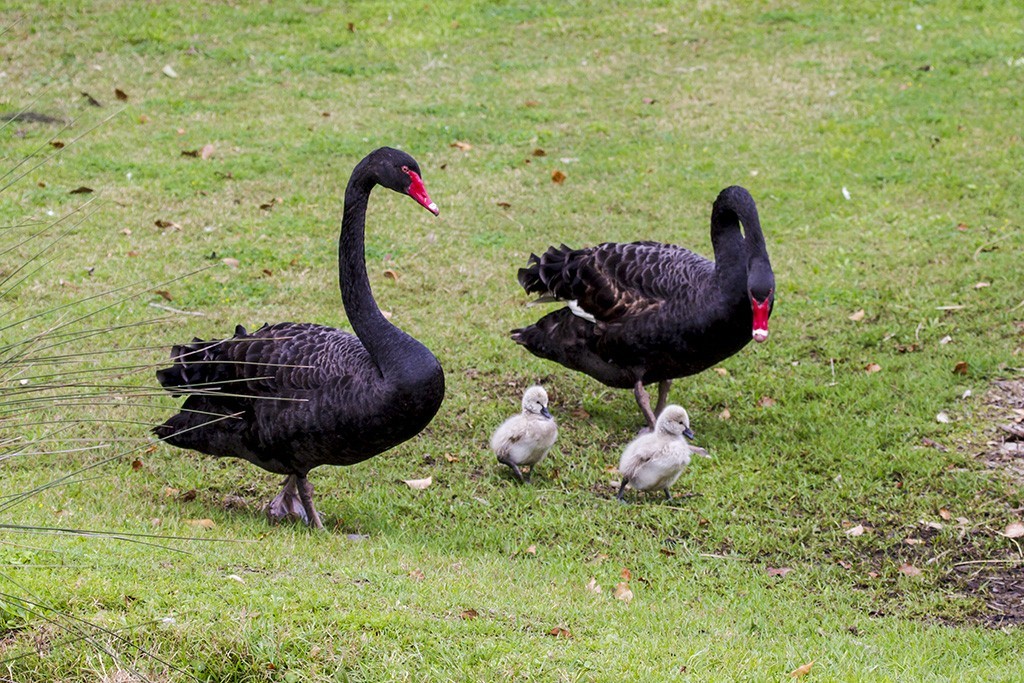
[401,476,432,490]
[450,140,473,151]
[131,459,143,471]
[766,567,793,577]
[757,396,776,408]
[999,521,1024,538]
[845,524,866,537]
[548,626,572,638]
[848,309,866,322]
[718,408,731,420]
[199,143,215,160]
[585,578,602,594]
[408,569,425,581]
[185,519,215,530]
[953,360,969,375]
[69,186,94,194]
[551,170,567,184]
[524,544,537,555]
[713,367,729,376]
[460,609,478,620]
[613,582,633,604]
[154,290,173,301]
[221,257,240,268]
[162,64,179,78]
[939,508,952,521]
[865,363,882,373]
[790,661,814,678]
[382,269,399,281]
[898,563,922,577]
[115,88,128,101]
[155,219,181,230]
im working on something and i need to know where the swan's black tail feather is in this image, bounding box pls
[155,325,254,396]
[517,244,577,297]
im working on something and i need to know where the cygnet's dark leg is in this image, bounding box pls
[499,458,526,484]
[654,380,672,416]
[295,475,324,530]
[267,475,306,524]
[616,479,629,503]
[632,380,657,432]
[663,488,672,502]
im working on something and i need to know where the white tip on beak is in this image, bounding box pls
[427,202,439,215]
[753,329,769,343]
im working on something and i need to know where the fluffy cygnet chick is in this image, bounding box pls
[617,405,695,502]
[490,385,558,483]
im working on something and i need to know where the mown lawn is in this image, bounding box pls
[2,1,1023,680]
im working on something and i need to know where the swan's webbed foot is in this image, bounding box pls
[267,474,324,529]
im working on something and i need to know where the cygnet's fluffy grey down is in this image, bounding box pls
[490,385,558,483]
[617,405,695,502]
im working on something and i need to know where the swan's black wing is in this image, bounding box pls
[517,241,714,323]
[155,322,372,397]
[153,322,379,467]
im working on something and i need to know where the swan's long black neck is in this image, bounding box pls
[340,174,423,375]
[710,186,771,297]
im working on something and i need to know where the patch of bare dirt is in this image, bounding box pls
[975,377,1024,482]
[947,375,1024,628]
[950,561,1024,628]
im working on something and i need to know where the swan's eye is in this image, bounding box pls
[401,165,410,174]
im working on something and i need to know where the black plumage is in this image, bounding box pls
[154,147,444,528]
[512,185,774,429]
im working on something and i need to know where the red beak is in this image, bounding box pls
[405,170,439,216]
[751,294,771,343]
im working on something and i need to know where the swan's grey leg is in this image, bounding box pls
[498,458,526,483]
[654,380,672,416]
[267,475,306,524]
[296,475,324,530]
[633,380,657,432]
[616,479,629,503]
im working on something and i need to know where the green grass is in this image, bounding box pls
[3,0,1024,680]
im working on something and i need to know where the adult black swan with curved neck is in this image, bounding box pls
[154,147,444,529]
[512,185,773,430]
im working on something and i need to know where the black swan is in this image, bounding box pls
[512,185,773,430]
[154,147,444,529]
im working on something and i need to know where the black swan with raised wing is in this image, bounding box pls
[512,185,773,430]
[154,147,444,528]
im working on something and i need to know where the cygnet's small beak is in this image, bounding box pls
[682,426,696,440]
[541,406,552,420]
